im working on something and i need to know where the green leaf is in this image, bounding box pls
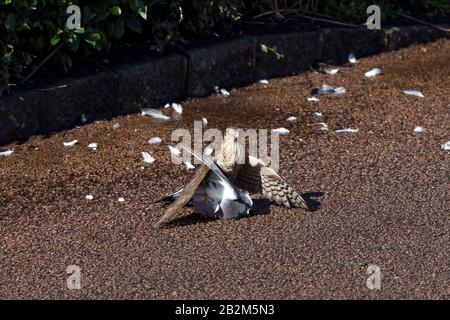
[130,0,148,20]
[260,44,268,53]
[50,35,61,46]
[74,28,85,34]
[138,6,148,20]
[24,22,31,30]
[69,37,80,51]
[84,32,101,47]
[110,6,122,16]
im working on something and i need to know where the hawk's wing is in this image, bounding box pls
[234,156,309,210]
[153,164,210,228]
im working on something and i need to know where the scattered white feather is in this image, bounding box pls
[286,116,297,122]
[259,79,269,84]
[272,128,290,135]
[220,88,230,97]
[112,123,120,129]
[325,68,339,75]
[0,149,14,157]
[312,84,346,95]
[88,143,98,150]
[321,84,335,93]
[334,87,347,94]
[313,112,323,117]
[148,137,162,144]
[335,128,359,133]
[202,118,208,125]
[348,52,357,64]
[171,103,183,114]
[163,103,171,108]
[307,97,320,102]
[63,139,78,147]
[118,197,125,202]
[85,195,94,200]
[414,126,425,133]
[142,152,155,164]
[168,146,181,156]
[317,122,329,132]
[441,141,450,151]
[184,161,195,170]
[141,108,170,120]
[365,68,381,78]
[403,90,424,98]
[215,86,230,97]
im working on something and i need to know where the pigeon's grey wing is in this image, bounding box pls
[153,164,210,228]
[181,145,234,186]
[235,156,309,210]
[154,187,184,205]
[182,145,252,218]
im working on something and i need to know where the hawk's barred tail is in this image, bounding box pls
[261,175,309,210]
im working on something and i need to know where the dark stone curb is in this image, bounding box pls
[0,25,448,146]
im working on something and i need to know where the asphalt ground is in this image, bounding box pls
[0,39,449,299]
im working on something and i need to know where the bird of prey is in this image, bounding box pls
[154,128,309,228]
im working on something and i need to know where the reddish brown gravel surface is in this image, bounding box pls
[1,40,449,300]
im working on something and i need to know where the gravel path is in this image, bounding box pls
[0,39,449,299]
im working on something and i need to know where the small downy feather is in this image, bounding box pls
[141,108,170,120]
[365,68,381,78]
[272,128,289,135]
[335,128,358,133]
[63,140,78,147]
[324,68,339,75]
[403,90,424,98]
[171,103,183,114]
[168,146,181,156]
[148,137,162,144]
[142,152,155,163]
[0,149,14,157]
[348,52,357,64]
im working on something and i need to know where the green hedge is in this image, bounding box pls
[0,0,251,96]
[0,0,448,96]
